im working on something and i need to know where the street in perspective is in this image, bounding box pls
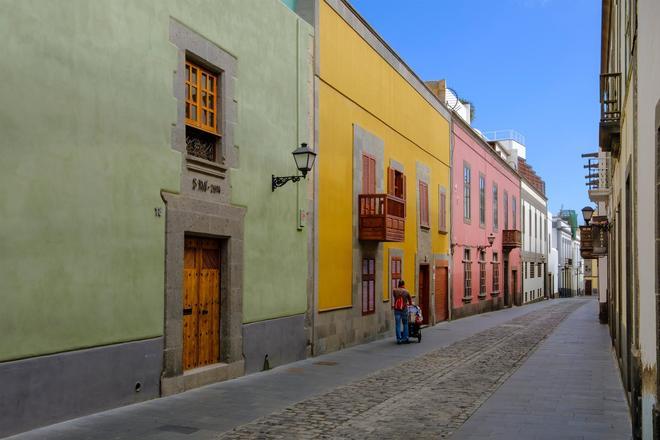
[0,0,657,439]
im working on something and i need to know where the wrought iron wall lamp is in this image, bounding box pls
[272,143,317,191]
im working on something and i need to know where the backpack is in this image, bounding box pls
[394,294,405,311]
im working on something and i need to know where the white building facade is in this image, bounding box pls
[520,179,548,303]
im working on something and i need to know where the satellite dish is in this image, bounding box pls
[444,87,461,110]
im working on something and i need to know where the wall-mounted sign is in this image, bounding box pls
[193,178,221,194]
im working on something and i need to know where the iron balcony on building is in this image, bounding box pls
[599,72,621,156]
[502,229,522,249]
[358,193,405,242]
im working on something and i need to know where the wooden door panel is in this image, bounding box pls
[183,238,221,371]
[183,263,198,370]
[198,269,212,366]
[434,266,448,321]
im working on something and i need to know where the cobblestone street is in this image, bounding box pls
[218,300,608,439]
[6,299,630,440]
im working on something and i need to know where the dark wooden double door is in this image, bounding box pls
[183,238,221,371]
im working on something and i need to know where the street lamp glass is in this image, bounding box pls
[487,233,495,246]
[581,206,594,224]
[292,143,317,178]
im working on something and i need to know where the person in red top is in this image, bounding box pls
[392,280,412,344]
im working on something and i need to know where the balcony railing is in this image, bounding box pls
[599,73,621,154]
[358,194,405,242]
[502,229,521,249]
[583,152,610,203]
[600,73,621,123]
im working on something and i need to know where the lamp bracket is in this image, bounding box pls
[272,174,303,191]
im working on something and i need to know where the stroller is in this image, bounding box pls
[407,304,423,343]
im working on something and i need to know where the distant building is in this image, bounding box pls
[518,159,549,304]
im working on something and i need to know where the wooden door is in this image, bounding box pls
[418,264,430,325]
[183,238,221,370]
[434,265,448,322]
[585,280,592,296]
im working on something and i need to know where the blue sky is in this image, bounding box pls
[349,0,600,215]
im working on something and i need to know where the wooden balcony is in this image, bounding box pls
[580,226,594,259]
[599,73,621,155]
[502,229,522,249]
[358,194,405,242]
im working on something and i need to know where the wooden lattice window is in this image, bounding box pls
[362,257,375,315]
[390,256,402,300]
[419,181,429,228]
[185,61,219,134]
[530,260,535,278]
[185,61,220,162]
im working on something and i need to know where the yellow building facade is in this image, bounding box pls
[312,0,451,354]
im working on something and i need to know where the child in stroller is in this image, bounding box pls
[407,303,423,343]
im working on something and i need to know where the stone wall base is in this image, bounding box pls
[161,360,244,396]
[451,297,504,320]
[314,306,393,356]
[0,338,162,437]
[242,314,307,374]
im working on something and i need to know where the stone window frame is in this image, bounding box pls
[170,19,237,178]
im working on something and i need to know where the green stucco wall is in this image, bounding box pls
[0,0,311,361]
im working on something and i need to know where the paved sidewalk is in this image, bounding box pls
[5,299,622,440]
[451,299,631,440]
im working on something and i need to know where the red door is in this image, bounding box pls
[418,264,430,325]
[434,265,448,322]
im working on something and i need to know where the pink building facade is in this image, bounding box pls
[450,118,522,319]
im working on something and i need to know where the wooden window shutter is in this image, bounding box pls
[362,155,376,194]
[387,167,395,195]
